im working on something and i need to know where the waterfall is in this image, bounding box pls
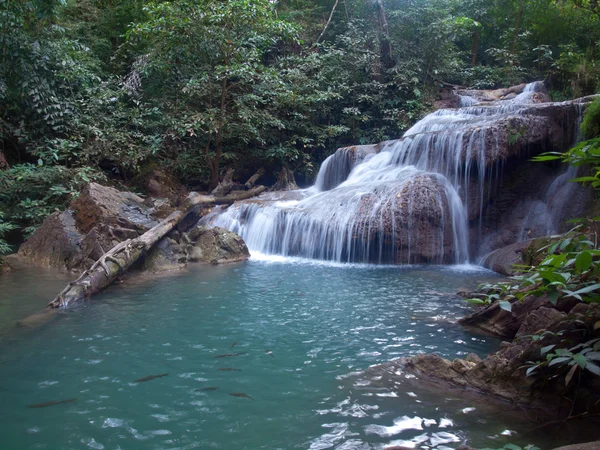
[207,82,554,264]
[517,99,585,239]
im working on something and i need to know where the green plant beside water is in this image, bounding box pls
[468,99,600,382]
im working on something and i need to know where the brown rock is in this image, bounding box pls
[459,295,548,339]
[187,226,250,264]
[516,306,566,337]
[17,211,86,271]
[480,239,535,275]
[142,237,188,272]
[142,167,187,205]
[72,182,158,234]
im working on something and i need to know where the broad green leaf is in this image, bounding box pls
[546,290,559,305]
[576,251,593,272]
[466,298,486,305]
[586,362,600,376]
[498,300,512,312]
[541,344,555,355]
[571,284,600,296]
[573,353,587,369]
[549,356,571,366]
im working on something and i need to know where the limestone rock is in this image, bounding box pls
[315,143,389,191]
[72,182,159,234]
[17,210,86,271]
[142,237,188,272]
[17,183,163,272]
[142,167,187,205]
[480,239,534,275]
[187,226,250,264]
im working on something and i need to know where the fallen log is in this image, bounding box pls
[47,186,267,309]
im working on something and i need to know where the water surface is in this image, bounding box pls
[0,259,550,449]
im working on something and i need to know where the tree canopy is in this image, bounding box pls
[1,0,599,242]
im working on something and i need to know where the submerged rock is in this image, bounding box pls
[381,301,600,414]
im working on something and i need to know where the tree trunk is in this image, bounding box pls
[45,186,267,310]
[316,0,340,44]
[471,30,479,66]
[0,150,9,170]
[244,168,264,189]
[512,0,525,55]
[211,167,235,196]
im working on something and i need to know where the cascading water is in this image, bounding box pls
[207,82,558,264]
[517,99,585,240]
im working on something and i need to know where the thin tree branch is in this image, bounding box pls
[316,0,340,45]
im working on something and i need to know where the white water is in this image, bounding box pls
[208,82,557,264]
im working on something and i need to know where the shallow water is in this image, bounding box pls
[0,259,557,449]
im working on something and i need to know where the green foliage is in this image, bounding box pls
[0,212,16,255]
[581,97,600,139]
[0,164,106,235]
[1,0,600,238]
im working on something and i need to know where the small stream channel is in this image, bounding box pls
[0,257,575,449]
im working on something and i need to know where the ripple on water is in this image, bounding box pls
[2,262,554,449]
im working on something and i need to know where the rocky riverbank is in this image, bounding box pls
[14,181,250,275]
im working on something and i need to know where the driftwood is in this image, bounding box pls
[211,167,264,196]
[47,186,266,309]
[271,167,298,191]
[244,168,264,189]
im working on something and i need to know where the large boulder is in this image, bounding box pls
[18,183,164,272]
[18,210,87,271]
[141,225,250,272]
[187,226,250,264]
[142,237,188,272]
[71,182,159,234]
[354,175,458,263]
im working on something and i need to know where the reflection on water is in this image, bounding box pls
[0,259,563,449]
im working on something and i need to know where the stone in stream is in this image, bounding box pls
[18,183,163,272]
[373,302,600,417]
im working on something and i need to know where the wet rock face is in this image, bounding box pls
[187,226,250,265]
[355,175,456,263]
[142,225,249,272]
[315,143,387,191]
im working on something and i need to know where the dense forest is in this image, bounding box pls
[1,0,599,245]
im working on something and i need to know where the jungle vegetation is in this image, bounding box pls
[1,0,599,247]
